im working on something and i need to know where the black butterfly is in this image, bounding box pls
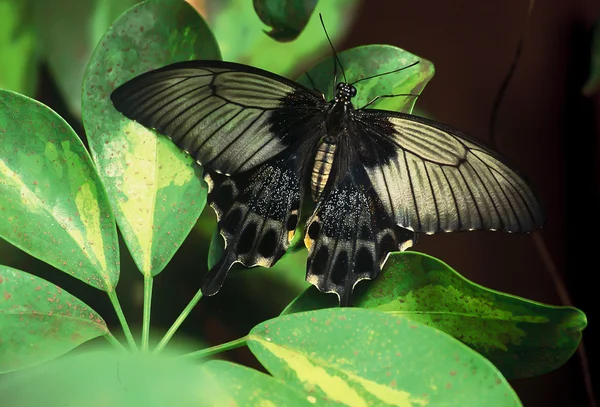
[110,59,544,305]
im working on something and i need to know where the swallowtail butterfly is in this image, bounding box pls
[111,59,544,305]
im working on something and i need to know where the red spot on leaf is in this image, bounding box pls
[4,291,11,300]
[450,370,457,376]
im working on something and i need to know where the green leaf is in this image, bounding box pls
[249,308,521,406]
[203,360,317,406]
[0,351,316,406]
[283,252,587,379]
[206,0,359,77]
[207,227,224,270]
[0,0,38,96]
[297,45,434,114]
[0,265,108,373]
[82,0,220,276]
[253,0,318,42]
[0,89,119,291]
[32,0,140,116]
[0,351,215,406]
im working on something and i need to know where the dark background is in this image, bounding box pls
[341,1,599,405]
[1,0,597,406]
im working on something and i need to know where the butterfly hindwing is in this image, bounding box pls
[203,151,307,295]
[352,109,544,234]
[304,164,415,306]
[111,60,326,175]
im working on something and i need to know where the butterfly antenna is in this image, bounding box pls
[349,61,420,86]
[362,93,420,110]
[319,13,348,86]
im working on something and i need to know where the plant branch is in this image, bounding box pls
[107,290,138,351]
[489,0,535,146]
[142,275,154,352]
[154,287,203,353]
[104,332,127,351]
[179,336,248,360]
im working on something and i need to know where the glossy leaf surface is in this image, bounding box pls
[0,266,108,373]
[249,308,521,406]
[0,351,316,406]
[82,0,219,276]
[283,252,587,379]
[0,89,119,291]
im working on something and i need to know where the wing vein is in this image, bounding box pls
[457,165,484,229]
[440,166,462,230]
[179,100,229,148]
[154,92,212,129]
[423,163,441,232]
[464,160,502,230]
[204,110,267,167]
[403,150,421,231]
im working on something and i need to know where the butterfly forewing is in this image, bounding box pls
[353,110,544,234]
[111,61,326,175]
[112,60,328,295]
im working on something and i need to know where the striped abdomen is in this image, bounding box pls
[311,138,337,201]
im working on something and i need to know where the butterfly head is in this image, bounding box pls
[334,82,357,104]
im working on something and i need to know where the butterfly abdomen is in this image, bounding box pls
[311,137,337,201]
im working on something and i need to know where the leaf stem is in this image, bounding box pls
[179,336,248,360]
[154,288,203,353]
[107,290,138,351]
[104,332,127,351]
[142,275,154,352]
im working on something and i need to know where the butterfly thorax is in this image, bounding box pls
[310,83,357,201]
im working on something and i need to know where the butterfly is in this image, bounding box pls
[110,59,544,306]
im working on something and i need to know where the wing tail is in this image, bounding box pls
[203,153,304,294]
[202,250,236,296]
